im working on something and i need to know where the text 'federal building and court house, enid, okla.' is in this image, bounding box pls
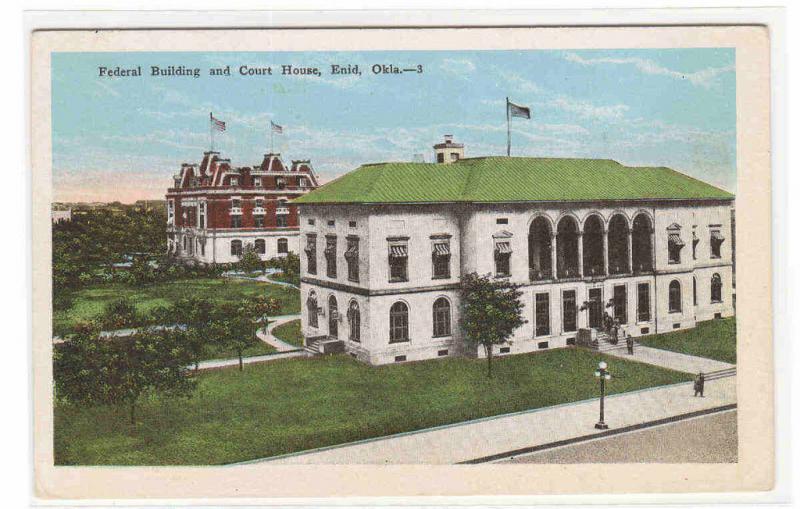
[293,135,735,365]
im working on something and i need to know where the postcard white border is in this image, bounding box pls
[27,13,781,504]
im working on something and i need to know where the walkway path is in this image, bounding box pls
[257,314,303,352]
[242,375,736,465]
[605,344,735,373]
[196,349,307,371]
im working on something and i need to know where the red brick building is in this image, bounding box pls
[166,150,319,264]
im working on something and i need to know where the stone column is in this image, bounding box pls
[551,232,558,280]
[577,232,584,278]
[602,229,609,276]
[649,228,656,272]
[627,229,633,274]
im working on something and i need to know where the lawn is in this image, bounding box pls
[53,278,300,336]
[54,348,692,465]
[638,317,736,364]
[271,319,303,347]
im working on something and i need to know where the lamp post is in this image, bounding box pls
[594,361,611,430]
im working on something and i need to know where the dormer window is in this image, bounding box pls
[230,177,239,186]
[276,177,286,189]
[254,177,262,187]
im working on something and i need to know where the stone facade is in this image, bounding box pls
[298,200,734,365]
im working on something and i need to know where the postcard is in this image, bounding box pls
[30,24,773,500]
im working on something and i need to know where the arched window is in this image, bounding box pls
[711,273,723,303]
[230,239,243,256]
[669,280,682,313]
[432,297,451,337]
[328,295,338,339]
[389,301,409,343]
[254,238,266,254]
[278,238,289,254]
[307,291,318,328]
[347,301,360,342]
[693,276,697,306]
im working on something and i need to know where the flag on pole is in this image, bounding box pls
[271,121,284,134]
[210,114,226,132]
[507,100,531,119]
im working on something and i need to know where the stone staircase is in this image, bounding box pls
[577,328,635,352]
[304,337,323,355]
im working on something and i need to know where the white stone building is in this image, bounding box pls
[294,137,735,365]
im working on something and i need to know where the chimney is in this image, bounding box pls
[433,134,464,164]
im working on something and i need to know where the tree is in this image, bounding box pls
[243,295,281,334]
[169,297,215,371]
[212,303,258,371]
[101,298,140,330]
[460,272,526,378]
[54,326,196,425]
[237,244,263,274]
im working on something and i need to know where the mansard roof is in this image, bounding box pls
[293,157,734,205]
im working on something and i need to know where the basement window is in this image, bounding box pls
[499,347,511,354]
[496,218,509,225]
[437,349,449,357]
[394,355,407,363]
[640,327,650,335]
[538,341,549,349]
[673,323,681,330]
[714,312,722,319]
[566,337,576,346]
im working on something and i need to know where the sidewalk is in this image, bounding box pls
[257,314,302,352]
[251,375,735,465]
[196,349,307,370]
[605,345,734,374]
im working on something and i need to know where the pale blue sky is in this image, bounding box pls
[52,48,736,202]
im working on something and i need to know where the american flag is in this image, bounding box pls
[210,114,226,132]
[271,120,283,134]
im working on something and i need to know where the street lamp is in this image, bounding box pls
[594,361,611,430]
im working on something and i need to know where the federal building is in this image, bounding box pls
[166,151,319,264]
[294,136,735,365]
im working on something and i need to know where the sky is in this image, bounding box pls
[52,48,736,203]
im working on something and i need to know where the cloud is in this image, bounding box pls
[441,58,476,74]
[495,69,543,95]
[94,80,120,98]
[546,96,630,120]
[564,52,734,89]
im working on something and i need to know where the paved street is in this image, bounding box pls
[499,409,737,464]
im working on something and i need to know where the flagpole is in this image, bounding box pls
[209,112,214,152]
[270,123,274,154]
[506,97,511,157]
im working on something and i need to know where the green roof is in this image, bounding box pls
[293,157,734,205]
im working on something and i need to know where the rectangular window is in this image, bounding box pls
[538,341,549,349]
[327,220,335,226]
[613,285,627,324]
[637,283,651,322]
[254,216,265,228]
[394,355,407,363]
[308,218,315,226]
[535,293,550,337]
[324,236,337,278]
[668,233,684,264]
[276,215,288,228]
[231,215,242,228]
[494,241,512,277]
[562,290,577,333]
[231,198,241,209]
[432,242,451,279]
[389,243,409,282]
[199,213,205,229]
[230,177,238,186]
[499,346,511,354]
[276,177,286,189]
[349,221,357,228]
[437,349,449,357]
[710,230,724,258]
[345,237,359,282]
[496,218,508,225]
[305,234,317,275]
[253,177,262,187]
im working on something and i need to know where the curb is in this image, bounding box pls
[459,403,737,464]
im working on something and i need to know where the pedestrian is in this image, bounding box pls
[693,373,705,397]
[626,332,634,355]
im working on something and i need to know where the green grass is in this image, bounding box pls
[54,348,692,465]
[53,278,300,336]
[271,319,303,347]
[638,317,736,364]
